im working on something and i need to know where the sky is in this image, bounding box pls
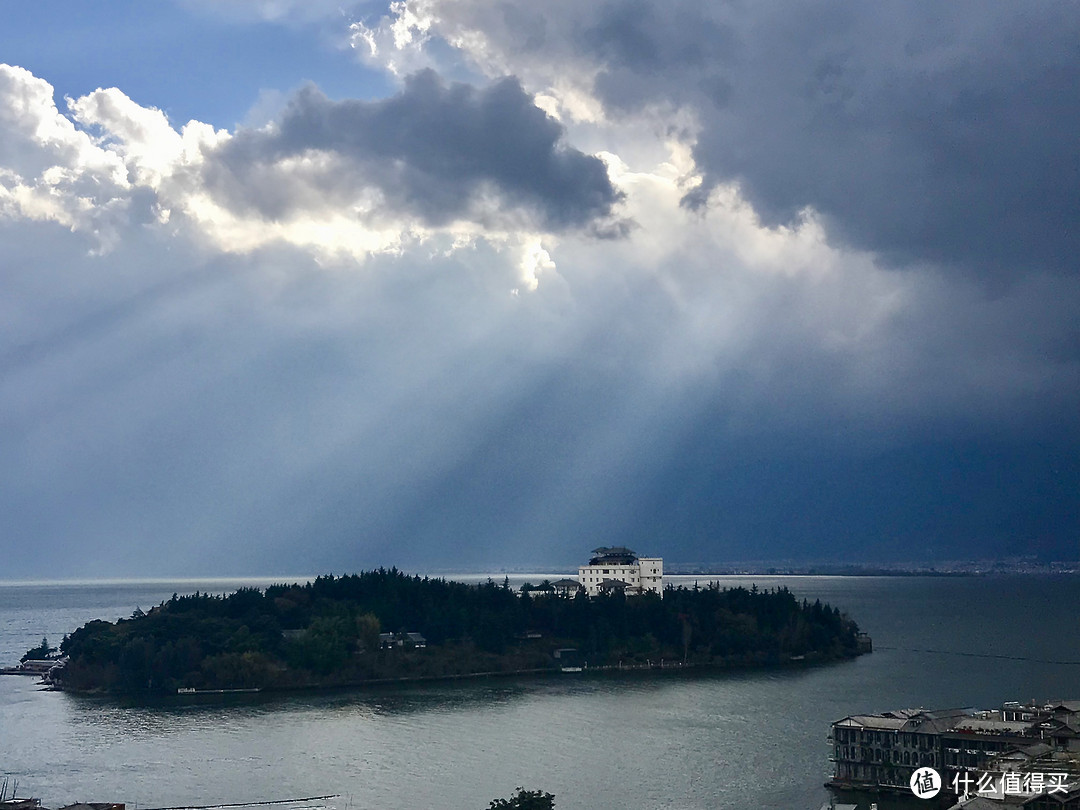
[1,1,1078,579]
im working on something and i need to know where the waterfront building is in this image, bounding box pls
[831,701,1080,798]
[577,547,662,597]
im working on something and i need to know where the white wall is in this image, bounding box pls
[577,557,663,596]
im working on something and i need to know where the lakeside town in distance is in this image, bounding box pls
[474,557,1080,578]
[667,559,1080,576]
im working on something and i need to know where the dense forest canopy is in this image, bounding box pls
[53,570,863,693]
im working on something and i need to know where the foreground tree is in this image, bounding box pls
[487,787,555,809]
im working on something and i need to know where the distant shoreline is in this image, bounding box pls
[3,567,1079,587]
[667,568,1080,577]
[668,569,981,577]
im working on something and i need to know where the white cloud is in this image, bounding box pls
[0,65,132,242]
[349,1,442,77]
[0,65,124,181]
[516,237,556,294]
[349,0,606,119]
[2,59,1069,426]
[0,65,598,265]
[68,88,186,188]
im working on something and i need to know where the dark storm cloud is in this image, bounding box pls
[4,18,1080,581]
[575,0,1080,278]
[201,69,621,229]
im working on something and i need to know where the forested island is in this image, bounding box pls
[50,570,865,693]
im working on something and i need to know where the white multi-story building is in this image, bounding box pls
[577,547,663,597]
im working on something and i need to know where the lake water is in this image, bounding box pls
[2,575,1080,810]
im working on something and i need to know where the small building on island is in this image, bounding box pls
[379,631,427,649]
[550,578,583,597]
[520,578,584,599]
[578,547,663,597]
[520,582,556,599]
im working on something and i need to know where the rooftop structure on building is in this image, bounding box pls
[588,547,639,566]
[946,779,1080,808]
[947,798,1008,810]
[578,548,662,597]
[2,801,43,810]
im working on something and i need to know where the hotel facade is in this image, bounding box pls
[577,547,663,597]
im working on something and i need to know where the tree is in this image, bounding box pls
[679,613,692,663]
[21,636,57,662]
[487,787,555,810]
[355,612,381,653]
